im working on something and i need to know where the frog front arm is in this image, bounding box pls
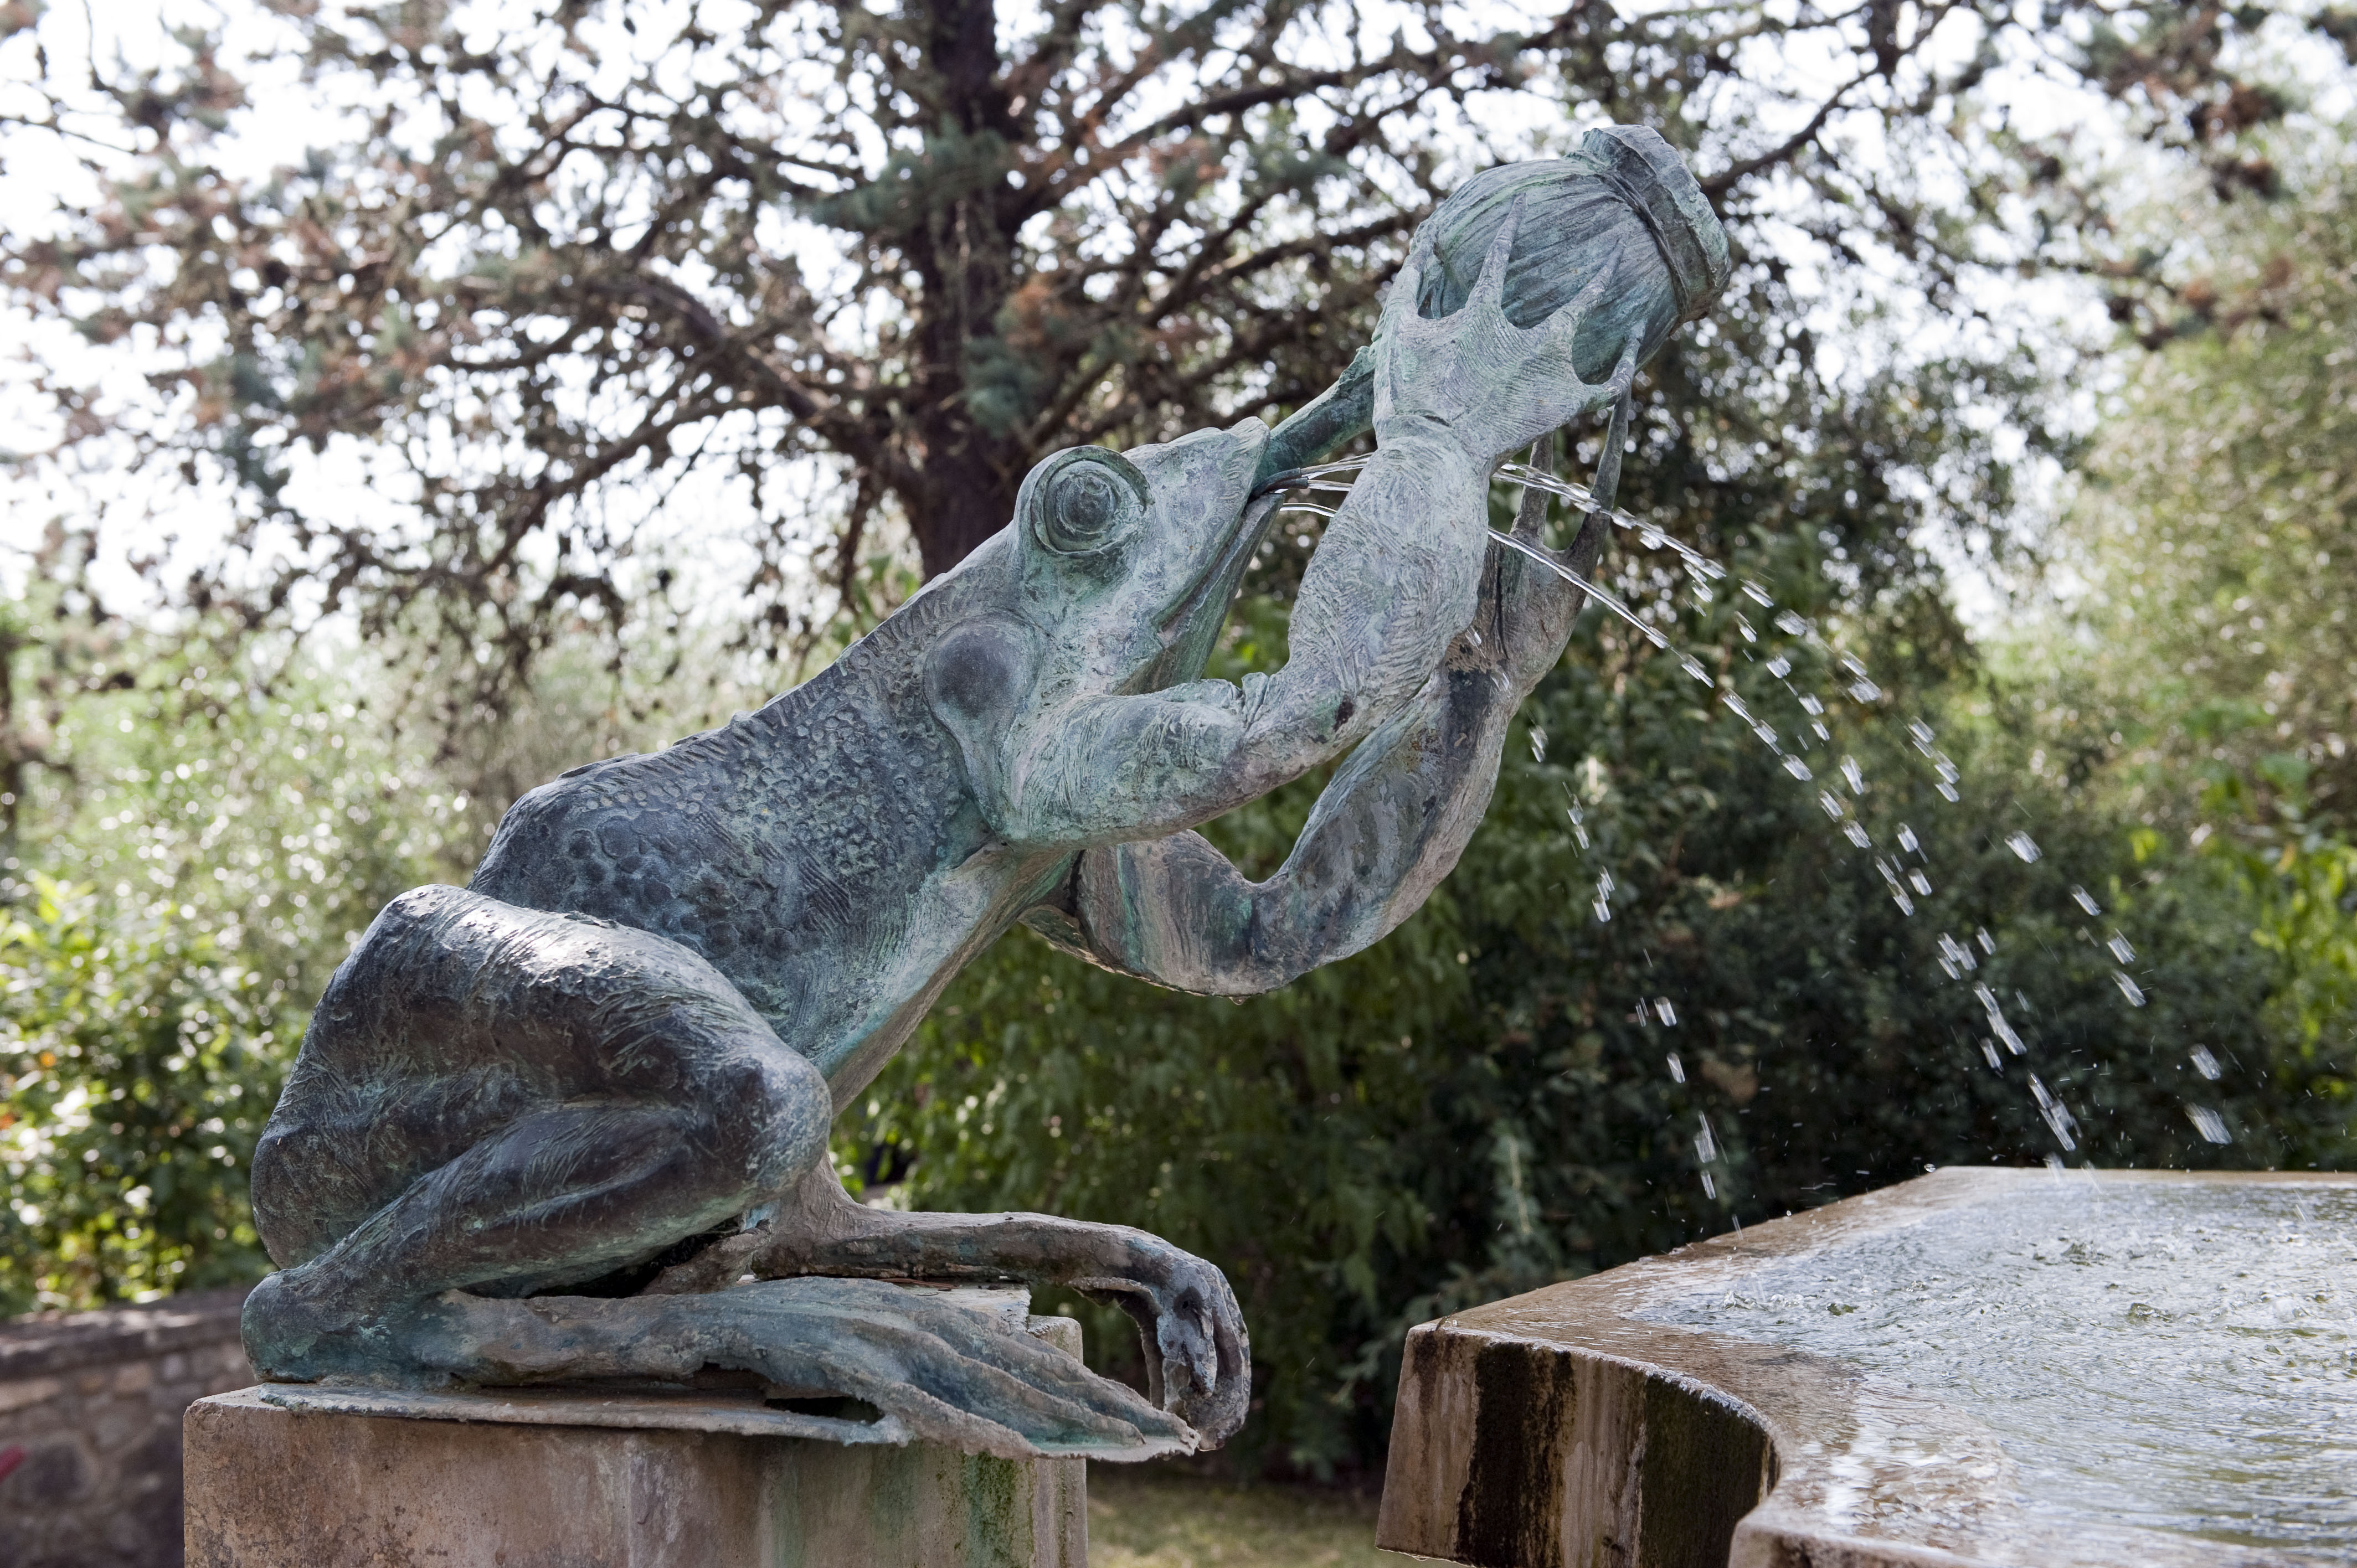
[927,429,1494,850]
[1031,491,1597,994]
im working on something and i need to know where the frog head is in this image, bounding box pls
[1004,417,1279,696]
[918,418,1281,841]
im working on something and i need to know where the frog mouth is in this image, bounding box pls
[1142,461,1287,693]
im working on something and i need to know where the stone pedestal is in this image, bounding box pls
[184,1290,1099,1566]
[184,1384,1085,1567]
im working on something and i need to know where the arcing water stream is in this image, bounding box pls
[1273,448,2230,1208]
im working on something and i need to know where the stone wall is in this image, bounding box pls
[0,1288,254,1568]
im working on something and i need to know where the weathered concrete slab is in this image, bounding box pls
[1378,1168,2353,1568]
[184,1383,1085,1567]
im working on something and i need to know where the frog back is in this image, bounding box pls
[470,586,995,1042]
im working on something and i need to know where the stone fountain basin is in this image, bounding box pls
[1377,1167,2355,1568]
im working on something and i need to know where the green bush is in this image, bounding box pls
[0,878,294,1309]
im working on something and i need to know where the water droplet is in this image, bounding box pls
[1529,727,1548,763]
[1736,613,1758,643]
[1774,611,1810,637]
[1723,694,1755,724]
[2006,832,2042,863]
[1593,898,1612,923]
[2071,885,2101,916]
[1819,791,1845,820]
[1936,782,1960,803]
[1847,678,1882,703]
[2113,970,2146,1006]
[2186,1105,2230,1144]
[1680,654,1712,685]
[1799,693,1826,716]
[1667,1052,1686,1083]
[1690,580,1715,605]
[1976,927,1995,954]
[1844,822,1871,848]
[1907,719,1936,754]
[1742,580,1774,607]
[1695,1113,1718,1163]
[1840,755,1866,793]
[1754,721,1780,746]
[1910,870,1933,896]
[1982,1040,2003,1068]
[2190,1045,2221,1081]
[1812,721,1831,742]
[1897,824,1919,854]
[1700,1169,1717,1198]
[2029,1074,2079,1150]
[1766,656,1793,679]
[1782,756,1813,781]
[1657,998,1678,1025]
[2107,932,2135,964]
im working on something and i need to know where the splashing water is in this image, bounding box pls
[1484,527,1671,649]
[1283,456,2194,1177]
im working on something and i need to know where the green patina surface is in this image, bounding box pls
[236,127,1728,1464]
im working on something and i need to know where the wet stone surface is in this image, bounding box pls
[1377,1169,2346,1568]
[1638,1175,2357,1557]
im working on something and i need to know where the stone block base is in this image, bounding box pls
[183,1386,1085,1567]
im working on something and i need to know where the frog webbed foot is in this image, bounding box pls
[1063,1234,1250,1446]
[644,1186,1252,1448]
[290,1276,1197,1461]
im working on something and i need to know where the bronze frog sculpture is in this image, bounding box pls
[241,126,1728,1459]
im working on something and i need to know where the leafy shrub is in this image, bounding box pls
[0,879,294,1310]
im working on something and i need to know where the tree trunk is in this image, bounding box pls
[901,0,1027,579]
[910,426,1022,579]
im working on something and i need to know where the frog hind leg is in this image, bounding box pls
[243,884,833,1383]
[241,886,1200,1457]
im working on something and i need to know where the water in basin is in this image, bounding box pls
[1638,1175,2357,1555]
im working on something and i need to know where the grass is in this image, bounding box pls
[1086,1466,1410,1567]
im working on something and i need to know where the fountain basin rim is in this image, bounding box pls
[1377,1167,2352,1568]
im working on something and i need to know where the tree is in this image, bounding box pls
[5,0,2339,711]
[2014,119,2357,1196]
[2045,125,2357,843]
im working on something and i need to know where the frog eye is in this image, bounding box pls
[1022,447,1148,558]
